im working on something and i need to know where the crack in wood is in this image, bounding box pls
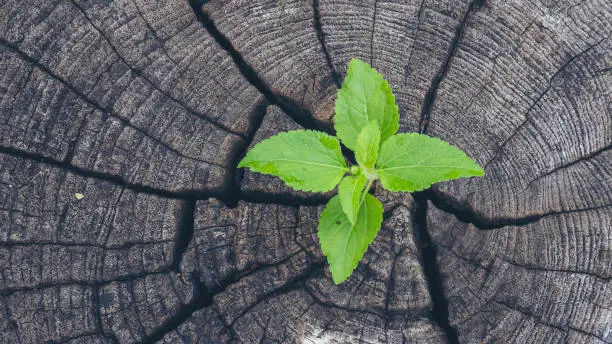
[522,144,611,189]
[140,272,214,344]
[483,34,611,170]
[228,262,325,328]
[369,0,379,66]
[91,285,120,344]
[0,270,172,297]
[0,239,173,250]
[171,200,197,272]
[302,282,413,320]
[141,258,324,343]
[188,0,331,134]
[68,0,243,138]
[221,98,271,208]
[384,249,404,315]
[0,145,218,200]
[0,145,331,208]
[404,0,426,81]
[412,192,460,344]
[418,0,486,134]
[312,0,341,88]
[426,188,612,230]
[0,39,236,167]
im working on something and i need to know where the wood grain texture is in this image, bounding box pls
[427,205,611,343]
[203,0,339,126]
[426,0,611,219]
[170,193,447,343]
[1,0,610,343]
[0,154,188,343]
[316,0,477,133]
[1,0,263,194]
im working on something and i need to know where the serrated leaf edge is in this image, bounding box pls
[317,194,383,284]
[238,129,348,193]
[334,59,400,150]
[377,133,484,192]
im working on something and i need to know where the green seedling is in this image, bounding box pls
[239,58,484,284]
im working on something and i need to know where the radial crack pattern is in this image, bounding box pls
[1,0,610,342]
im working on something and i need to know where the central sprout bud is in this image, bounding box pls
[364,168,378,180]
[349,165,360,175]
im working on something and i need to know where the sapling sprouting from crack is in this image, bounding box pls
[238,58,484,284]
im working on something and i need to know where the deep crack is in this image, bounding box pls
[141,266,253,343]
[418,0,485,134]
[0,145,329,207]
[312,0,341,88]
[222,98,270,208]
[426,188,611,230]
[142,260,324,343]
[0,145,218,200]
[171,200,197,272]
[412,192,459,344]
[141,273,213,344]
[188,0,331,134]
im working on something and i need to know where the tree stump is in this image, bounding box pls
[0,0,610,343]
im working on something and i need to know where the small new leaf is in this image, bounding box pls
[318,193,383,284]
[377,133,484,192]
[238,58,486,285]
[355,121,380,169]
[338,174,367,225]
[238,130,348,192]
[334,59,399,151]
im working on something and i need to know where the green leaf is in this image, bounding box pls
[238,130,348,192]
[318,193,383,284]
[334,58,399,151]
[355,121,380,169]
[377,133,484,192]
[338,174,367,225]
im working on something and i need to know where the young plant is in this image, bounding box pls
[239,58,484,284]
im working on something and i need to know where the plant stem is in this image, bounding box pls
[360,177,376,205]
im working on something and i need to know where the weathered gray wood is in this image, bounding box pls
[204,0,339,125]
[1,0,263,193]
[426,0,611,218]
[427,205,611,343]
[419,0,612,342]
[173,193,446,343]
[0,154,191,343]
[1,0,610,343]
[316,0,475,132]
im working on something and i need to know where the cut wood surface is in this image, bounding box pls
[0,0,609,343]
